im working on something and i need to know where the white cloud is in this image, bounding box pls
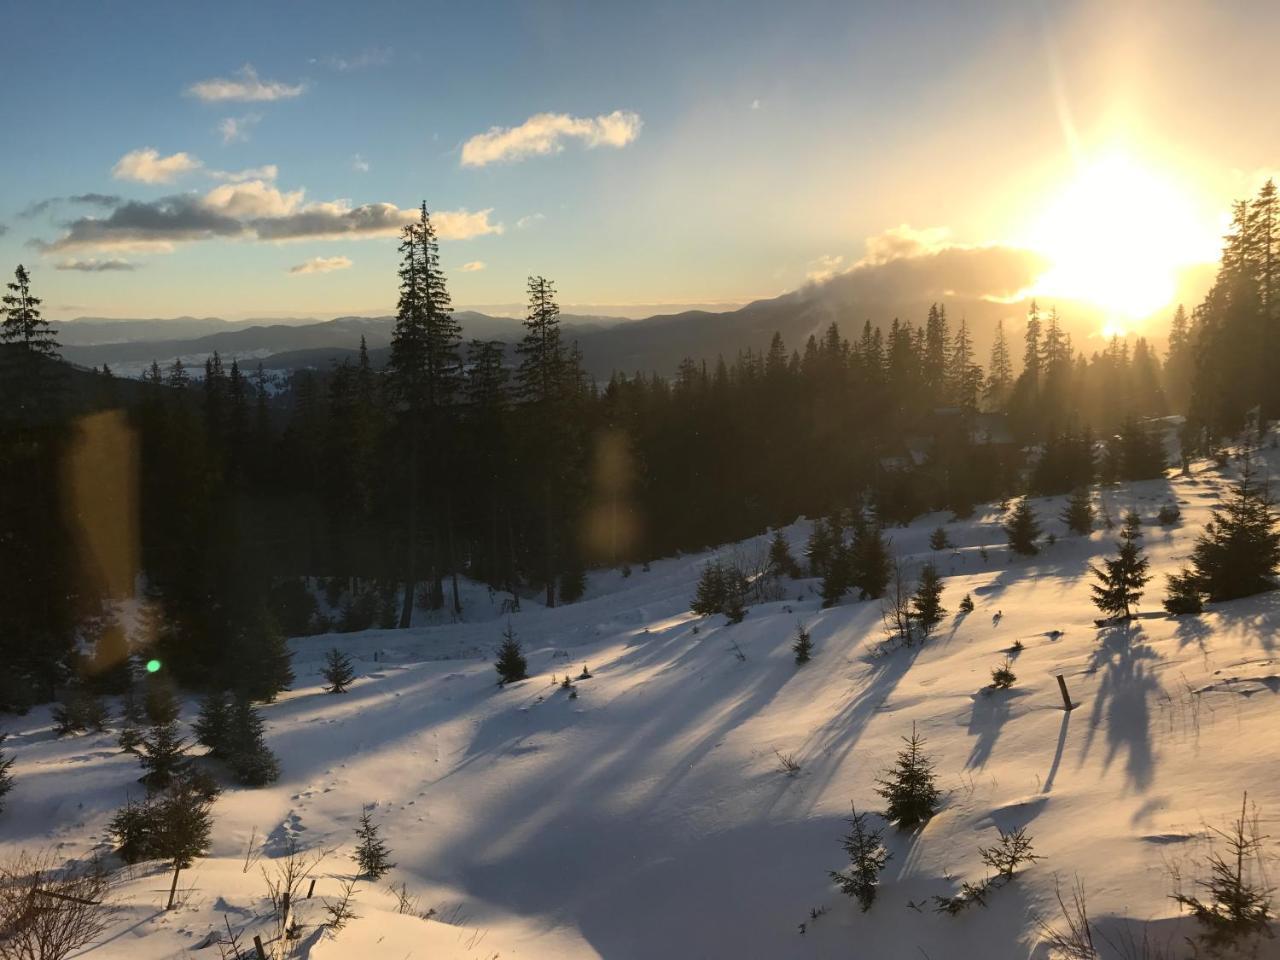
[460,261,486,272]
[434,208,504,240]
[187,65,305,103]
[219,114,260,144]
[516,212,545,229]
[460,110,642,167]
[352,154,370,173]
[112,148,202,184]
[55,258,138,272]
[202,180,303,219]
[805,254,846,284]
[289,255,352,275]
[750,98,762,110]
[322,47,392,71]
[209,164,280,183]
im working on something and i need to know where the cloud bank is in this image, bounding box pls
[289,255,352,275]
[461,110,642,167]
[55,258,138,272]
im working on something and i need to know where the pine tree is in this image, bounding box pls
[793,624,813,665]
[958,593,974,614]
[1163,567,1205,615]
[851,525,892,600]
[494,624,528,685]
[875,723,941,830]
[322,648,356,694]
[193,691,232,757]
[1060,488,1094,535]
[1189,463,1280,601]
[1004,499,1041,555]
[820,539,850,607]
[767,529,801,579]
[829,804,891,911]
[805,518,833,578]
[144,675,181,725]
[928,527,952,551]
[353,808,395,879]
[51,686,110,735]
[1090,536,1151,619]
[984,319,1013,407]
[0,732,13,813]
[910,563,946,635]
[691,561,726,616]
[722,565,749,624]
[132,718,190,792]
[225,694,279,787]
[0,264,62,418]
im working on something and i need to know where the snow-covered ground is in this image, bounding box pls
[5,445,1280,958]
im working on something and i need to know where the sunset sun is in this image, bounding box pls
[1022,150,1218,331]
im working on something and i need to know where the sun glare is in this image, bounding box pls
[1022,151,1218,327]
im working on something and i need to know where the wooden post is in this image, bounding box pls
[253,934,267,959]
[1056,674,1075,711]
[166,864,181,910]
[306,878,316,899]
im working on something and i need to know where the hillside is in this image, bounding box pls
[2,439,1280,958]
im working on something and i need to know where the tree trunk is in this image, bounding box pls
[398,425,418,628]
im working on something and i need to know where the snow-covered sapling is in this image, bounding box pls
[989,659,1016,690]
[829,804,891,912]
[793,624,813,665]
[494,624,528,685]
[323,648,356,694]
[352,808,395,880]
[875,723,941,830]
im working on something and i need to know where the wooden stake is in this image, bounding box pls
[253,934,267,959]
[1056,674,1075,711]
[306,878,316,899]
[166,864,181,910]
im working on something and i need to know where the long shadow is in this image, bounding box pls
[965,687,1027,769]
[1078,623,1162,792]
[1042,709,1071,793]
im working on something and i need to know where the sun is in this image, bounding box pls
[1021,150,1217,326]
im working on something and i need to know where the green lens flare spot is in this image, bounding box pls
[145,659,162,674]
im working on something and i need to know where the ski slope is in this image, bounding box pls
[4,443,1280,958]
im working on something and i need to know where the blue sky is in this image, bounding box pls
[2,0,1278,321]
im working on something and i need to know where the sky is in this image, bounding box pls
[2,0,1279,327]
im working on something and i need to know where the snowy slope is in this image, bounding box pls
[4,443,1280,959]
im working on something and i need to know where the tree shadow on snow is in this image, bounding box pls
[1078,623,1162,792]
[965,687,1029,770]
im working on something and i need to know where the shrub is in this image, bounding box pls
[990,659,1016,689]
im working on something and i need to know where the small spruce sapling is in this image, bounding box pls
[1060,488,1094,535]
[875,723,941,830]
[793,624,813,665]
[51,687,111,735]
[494,624,528,685]
[353,808,395,879]
[829,804,891,912]
[978,826,1041,881]
[910,563,946,636]
[322,648,356,693]
[958,593,975,614]
[1090,533,1151,620]
[767,529,801,579]
[1163,568,1205,615]
[989,659,1016,689]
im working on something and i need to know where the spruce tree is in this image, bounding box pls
[193,691,233,757]
[767,529,801,579]
[1189,464,1280,601]
[910,563,946,635]
[805,518,833,577]
[928,527,952,551]
[1060,488,1094,535]
[793,624,813,665]
[132,718,190,792]
[0,264,62,418]
[1004,499,1041,555]
[322,648,356,694]
[958,593,974,614]
[820,540,850,607]
[851,525,892,600]
[829,804,891,912]
[226,694,279,787]
[875,723,941,830]
[1090,536,1151,620]
[1164,568,1205,615]
[494,624,528,685]
[0,732,13,813]
[721,564,749,624]
[691,561,726,616]
[353,808,395,879]
[51,687,110,736]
